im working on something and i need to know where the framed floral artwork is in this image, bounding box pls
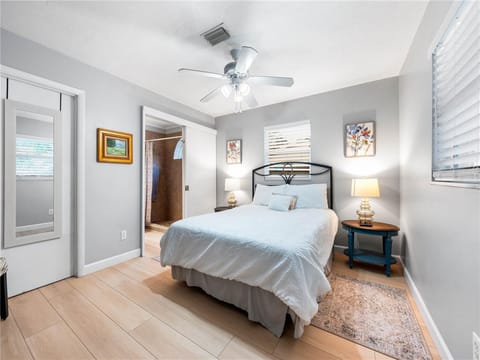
[344,121,375,157]
[226,139,242,164]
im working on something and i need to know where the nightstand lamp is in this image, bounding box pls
[351,178,380,227]
[225,178,241,207]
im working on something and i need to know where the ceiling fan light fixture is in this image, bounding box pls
[239,83,250,96]
[233,92,243,103]
[221,85,232,98]
[180,45,294,113]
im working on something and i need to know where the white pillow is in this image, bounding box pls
[272,193,297,210]
[252,184,286,206]
[284,184,329,209]
[268,194,295,211]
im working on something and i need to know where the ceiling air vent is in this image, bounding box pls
[202,23,230,46]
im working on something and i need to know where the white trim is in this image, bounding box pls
[0,65,82,96]
[334,244,348,253]
[76,92,86,276]
[82,249,141,275]
[402,262,454,360]
[16,222,53,232]
[1,65,86,277]
[141,107,146,257]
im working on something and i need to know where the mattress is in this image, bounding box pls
[160,204,338,336]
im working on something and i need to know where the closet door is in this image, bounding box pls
[1,78,74,296]
[184,126,216,217]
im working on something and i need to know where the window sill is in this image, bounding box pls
[16,176,54,181]
[430,181,480,190]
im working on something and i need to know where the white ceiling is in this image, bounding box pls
[1,1,428,117]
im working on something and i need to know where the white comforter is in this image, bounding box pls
[160,204,338,331]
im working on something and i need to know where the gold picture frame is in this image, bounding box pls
[97,128,133,164]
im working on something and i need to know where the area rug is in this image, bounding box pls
[311,274,432,360]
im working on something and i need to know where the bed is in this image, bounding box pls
[160,162,338,338]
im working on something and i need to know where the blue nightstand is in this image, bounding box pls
[342,220,400,276]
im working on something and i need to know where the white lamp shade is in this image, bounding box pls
[225,178,241,192]
[351,178,380,197]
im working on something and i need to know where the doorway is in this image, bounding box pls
[144,124,184,232]
[141,106,217,257]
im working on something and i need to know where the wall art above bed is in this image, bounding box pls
[344,121,375,157]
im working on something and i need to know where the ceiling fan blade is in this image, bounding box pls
[235,46,258,74]
[243,92,258,108]
[200,87,222,103]
[178,68,225,80]
[249,75,294,87]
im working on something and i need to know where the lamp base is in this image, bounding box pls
[356,198,374,226]
[227,192,237,207]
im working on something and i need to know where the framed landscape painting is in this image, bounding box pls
[344,121,375,157]
[226,139,242,164]
[97,128,133,164]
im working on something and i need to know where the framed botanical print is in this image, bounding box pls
[97,128,133,164]
[226,139,242,164]
[344,121,375,157]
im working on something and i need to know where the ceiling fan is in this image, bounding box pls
[179,46,294,113]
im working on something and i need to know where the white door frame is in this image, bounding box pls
[141,106,216,256]
[0,65,87,276]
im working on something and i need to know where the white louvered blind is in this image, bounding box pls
[264,120,311,174]
[16,136,54,177]
[432,1,480,184]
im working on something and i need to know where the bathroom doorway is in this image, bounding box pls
[144,120,184,234]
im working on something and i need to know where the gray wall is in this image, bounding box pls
[399,1,480,358]
[215,77,401,254]
[1,29,214,264]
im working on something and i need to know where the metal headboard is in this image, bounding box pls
[251,162,333,209]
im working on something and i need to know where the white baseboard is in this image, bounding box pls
[334,244,452,359]
[333,244,347,253]
[81,248,141,276]
[402,263,453,360]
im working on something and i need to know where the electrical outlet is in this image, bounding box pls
[48,209,54,215]
[473,332,480,360]
[121,230,127,241]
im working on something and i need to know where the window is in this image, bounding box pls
[432,1,480,185]
[16,136,54,177]
[264,120,311,175]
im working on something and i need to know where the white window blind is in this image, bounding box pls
[432,1,480,184]
[16,136,54,177]
[264,120,311,174]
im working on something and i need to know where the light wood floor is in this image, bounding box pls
[2,230,440,360]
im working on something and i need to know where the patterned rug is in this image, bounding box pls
[311,274,432,360]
